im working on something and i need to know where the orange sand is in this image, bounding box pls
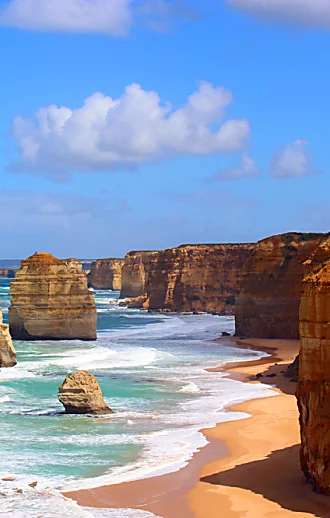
[64,338,330,517]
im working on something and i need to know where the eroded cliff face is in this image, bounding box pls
[9,252,96,341]
[235,233,326,339]
[297,259,330,494]
[124,244,254,314]
[0,308,17,367]
[88,259,124,290]
[120,251,159,299]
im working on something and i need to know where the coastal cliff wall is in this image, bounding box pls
[146,244,255,314]
[297,258,330,494]
[121,244,254,314]
[9,252,97,341]
[235,233,326,339]
[120,251,159,299]
[0,308,17,367]
[88,259,124,290]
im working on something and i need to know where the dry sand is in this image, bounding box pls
[64,338,330,517]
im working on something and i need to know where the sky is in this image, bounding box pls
[1,0,330,259]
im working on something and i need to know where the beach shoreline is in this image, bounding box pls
[63,337,330,517]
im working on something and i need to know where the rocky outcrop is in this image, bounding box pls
[0,308,17,368]
[58,371,113,414]
[120,251,159,299]
[9,252,97,341]
[285,355,299,382]
[88,259,124,290]
[144,244,255,314]
[0,269,16,278]
[235,233,326,339]
[297,258,330,494]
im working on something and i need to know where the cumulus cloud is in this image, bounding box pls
[270,139,319,178]
[211,153,260,181]
[11,81,250,179]
[0,0,133,36]
[227,0,330,30]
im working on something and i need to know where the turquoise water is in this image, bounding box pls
[0,279,274,517]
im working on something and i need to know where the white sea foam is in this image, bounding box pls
[0,366,36,381]
[0,395,11,403]
[179,381,200,393]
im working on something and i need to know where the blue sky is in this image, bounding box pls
[1,0,330,258]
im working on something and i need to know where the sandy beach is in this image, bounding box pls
[64,338,330,518]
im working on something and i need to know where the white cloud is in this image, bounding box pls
[227,0,330,30]
[270,139,318,178]
[212,153,260,180]
[0,0,133,36]
[11,81,250,178]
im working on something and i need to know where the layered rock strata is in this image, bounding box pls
[145,244,255,314]
[235,233,326,339]
[9,252,97,341]
[0,308,17,368]
[88,259,124,290]
[58,371,113,414]
[297,259,330,493]
[120,244,254,314]
[120,251,159,299]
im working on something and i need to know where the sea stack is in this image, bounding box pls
[235,232,326,339]
[58,371,113,414]
[88,258,124,290]
[0,308,17,368]
[9,252,96,341]
[297,258,330,494]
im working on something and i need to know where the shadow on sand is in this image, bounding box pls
[201,444,330,516]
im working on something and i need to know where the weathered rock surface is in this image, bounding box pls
[0,269,16,278]
[235,233,326,339]
[285,355,299,381]
[9,252,97,341]
[0,308,17,368]
[297,259,330,493]
[120,244,254,314]
[58,370,113,414]
[88,259,124,290]
[120,251,159,299]
[145,244,255,314]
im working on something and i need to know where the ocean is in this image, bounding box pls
[0,278,275,517]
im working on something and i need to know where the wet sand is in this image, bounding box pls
[64,338,330,517]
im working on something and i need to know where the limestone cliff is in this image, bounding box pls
[147,244,256,314]
[297,259,330,493]
[88,259,124,290]
[0,308,17,367]
[121,244,254,314]
[120,251,159,299]
[58,371,113,415]
[235,233,326,339]
[9,252,96,341]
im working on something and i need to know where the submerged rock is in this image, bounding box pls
[9,252,96,341]
[58,371,113,415]
[0,308,17,368]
